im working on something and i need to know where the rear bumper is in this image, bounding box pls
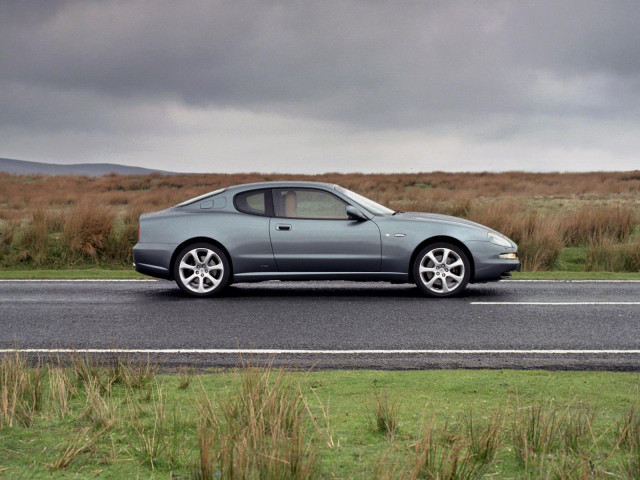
[132,242,175,280]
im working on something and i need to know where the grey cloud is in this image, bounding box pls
[2,0,640,173]
[3,0,639,132]
[0,82,177,133]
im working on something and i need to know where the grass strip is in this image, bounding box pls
[511,271,640,280]
[0,269,148,280]
[2,355,640,479]
[1,269,640,281]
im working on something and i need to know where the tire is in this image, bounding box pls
[413,242,470,297]
[173,243,230,297]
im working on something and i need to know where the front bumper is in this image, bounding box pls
[473,259,520,282]
[465,240,520,283]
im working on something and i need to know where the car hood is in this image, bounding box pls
[398,212,492,232]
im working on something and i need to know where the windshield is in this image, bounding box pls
[334,186,395,216]
[176,188,226,207]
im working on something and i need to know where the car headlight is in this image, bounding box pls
[488,232,512,248]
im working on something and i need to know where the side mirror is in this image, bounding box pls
[346,205,367,221]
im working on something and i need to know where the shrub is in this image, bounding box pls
[564,206,636,245]
[409,420,482,480]
[15,209,49,264]
[197,367,317,480]
[62,201,115,261]
[0,352,44,428]
[585,236,640,272]
[371,391,399,439]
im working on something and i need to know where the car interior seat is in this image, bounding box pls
[284,191,297,217]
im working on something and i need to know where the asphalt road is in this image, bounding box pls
[1,279,639,370]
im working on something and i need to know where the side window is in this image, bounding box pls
[234,190,267,216]
[272,189,349,219]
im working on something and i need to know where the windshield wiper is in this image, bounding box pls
[392,210,404,215]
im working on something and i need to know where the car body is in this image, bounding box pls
[133,181,519,297]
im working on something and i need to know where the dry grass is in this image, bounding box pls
[408,420,482,480]
[197,366,317,480]
[563,205,635,245]
[53,427,99,470]
[585,236,640,272]
[16,208,49,264]
[128,382,170,469]
[372,391,399,440]
[0,353,44,428]
[467,410,503,465]
[48,367,76,418]
[116,356,157,389]
[512,400,598,471]
[1,171,639,271]
[62,200,115,261]
[177,367,194,390]
[81,376,117,430]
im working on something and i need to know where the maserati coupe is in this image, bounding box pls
[133,181,519,297]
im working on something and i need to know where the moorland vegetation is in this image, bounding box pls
[1,171,639,272]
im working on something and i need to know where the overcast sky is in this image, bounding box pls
[1,0,639,173]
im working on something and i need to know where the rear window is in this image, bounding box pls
[234,189,268,216]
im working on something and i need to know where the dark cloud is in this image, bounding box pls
[3,1,638,126]
[1,0,639,171]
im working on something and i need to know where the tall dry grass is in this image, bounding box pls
[372,391,399,439]
[1,171,638,271]
[197,366,317,480]
[0,353,44,427]
[62,200,115,261]
[15,208,49,264]
[408,419,483,480]
[48,367,76,418]
[585,236,640,272]
[563,206,635,245]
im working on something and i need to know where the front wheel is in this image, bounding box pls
[413,243,470,297]
[173,243,230,297]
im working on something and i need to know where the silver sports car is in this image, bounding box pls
[133,181,519,297]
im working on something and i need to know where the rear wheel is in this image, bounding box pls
[414,243,470,297]
[173,243,230,297]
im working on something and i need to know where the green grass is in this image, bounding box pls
[0,269,147,279]
[511,271,640,280]
[2,269,639,281]
[557,245,587,271]
[2,360,640,479]
[3,243,639,280]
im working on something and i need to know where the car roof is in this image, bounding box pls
[176,181,341,208]
[224,181,337,192]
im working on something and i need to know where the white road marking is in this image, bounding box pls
[2,349,640,355]
[505,280,640,283]
[472,302,640,306]
[0,279,639,283]
[0,279,158,282]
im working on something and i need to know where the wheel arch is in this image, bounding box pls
[169,237,233,280]
[408,236,475,283]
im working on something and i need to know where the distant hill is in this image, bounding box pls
[0,158,176,176]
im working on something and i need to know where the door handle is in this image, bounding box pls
[275,224,292,231]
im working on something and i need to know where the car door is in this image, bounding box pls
[269,188,381,272]
[229,188,278,274]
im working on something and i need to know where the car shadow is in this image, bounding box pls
[151,281,510,300]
